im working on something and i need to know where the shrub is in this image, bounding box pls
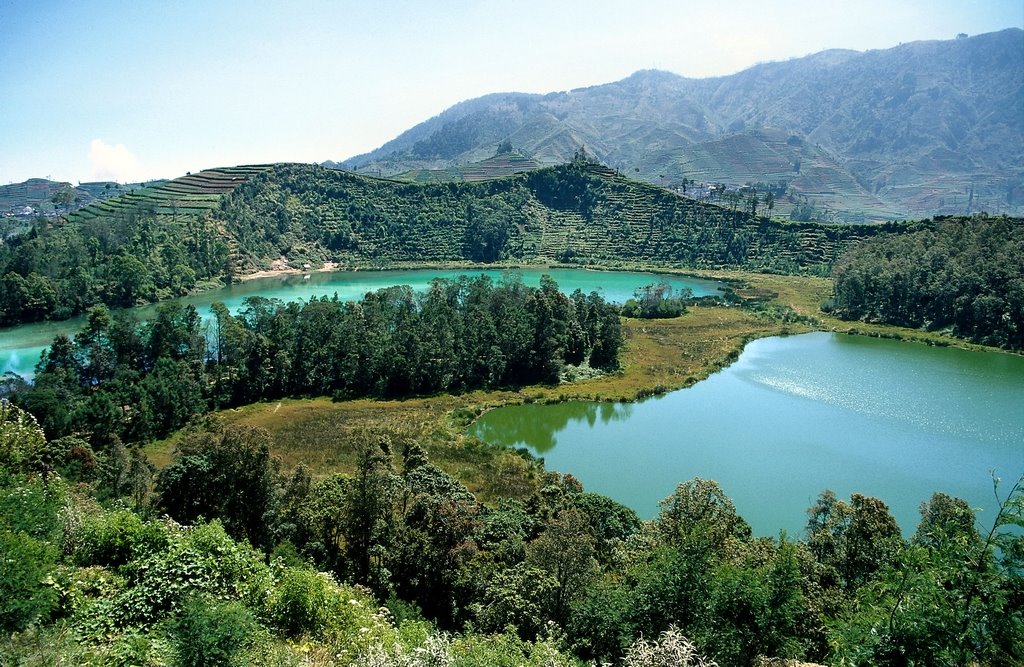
[0,529,59,632]
[75,507,157,567]
[170,596,257,667]
[623,626,718,667]
[265,567,341,637]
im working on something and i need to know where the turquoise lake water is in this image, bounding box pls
[470,332,1024,536]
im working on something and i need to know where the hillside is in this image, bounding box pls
[1,160,894,326]
[337,29,1024,223]
[0,178,162,219]
[382,147,543,183]
[217,160,887,274]
[0,165,273,324]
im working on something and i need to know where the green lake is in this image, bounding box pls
[470,332,1024,537]
[0,267,723,379]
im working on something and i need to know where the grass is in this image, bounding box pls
[145,392,544,504]
[145,268,999,503]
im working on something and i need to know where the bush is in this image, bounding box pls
[75,507,165,567]
[113,520,271,625]
[170,596,257,667]
[623,626,718,667]
[0,529,58,632]
[265,566,341,637]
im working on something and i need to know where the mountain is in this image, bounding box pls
[336,29,1024,223]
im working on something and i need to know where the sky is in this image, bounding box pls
[1,0,1021,185]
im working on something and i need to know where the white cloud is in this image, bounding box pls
[88,138,144,182]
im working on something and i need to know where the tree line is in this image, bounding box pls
[829,216,1024,349]
[7,275,622,447]
[3,398,1020,665]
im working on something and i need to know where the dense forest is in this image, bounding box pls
[2,396,1021,665]
[830,217,1024,349]
[5,275,620,447]
[0,160,887,327]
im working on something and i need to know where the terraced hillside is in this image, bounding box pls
[220,161,892,276]
[389,150,542,183]
[64,165,273,222]
[0,166,274,325]
[0,178,164,217]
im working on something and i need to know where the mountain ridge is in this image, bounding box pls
[336,29,1024,223]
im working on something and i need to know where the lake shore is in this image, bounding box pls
[237,260,340,282]
[144,268,1009,501]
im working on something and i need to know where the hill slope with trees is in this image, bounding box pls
[830,216,1024,348]
[3,396,1021,665]
[1,159,888,327]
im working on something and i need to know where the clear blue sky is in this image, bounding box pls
[1,0,1020,184]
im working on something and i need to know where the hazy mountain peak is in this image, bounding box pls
[335,30,1023,222]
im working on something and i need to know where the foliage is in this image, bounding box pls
[827,475,1024,665]
[12,276,622,453]
[656,478,751,551]
[0,400,47,480]
[0,528,59,632]
[264,566,344,638]
[170,596,258,667]
[621,283,691,319]
[622,626,717,667]
[831,216,1024,348]
[155,423,279,550]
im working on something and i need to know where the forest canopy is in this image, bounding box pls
[830,217,1024,348]
[7,275,621,446]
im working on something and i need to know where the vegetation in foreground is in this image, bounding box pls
[2,397,1021,666]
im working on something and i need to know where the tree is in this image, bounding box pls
[621,283,690,319]
[806,490,902,590]
[106,253,154,307]
[155,424,280,550]
[526,508,600,624]
[657,478,751,551]
[914,492,978,549]
[75,305,116,386]
[392,461,481,625]
[341,434,400,590]
[476,562,558,638]
[51,186,75,213]
[828,478,1023,665]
